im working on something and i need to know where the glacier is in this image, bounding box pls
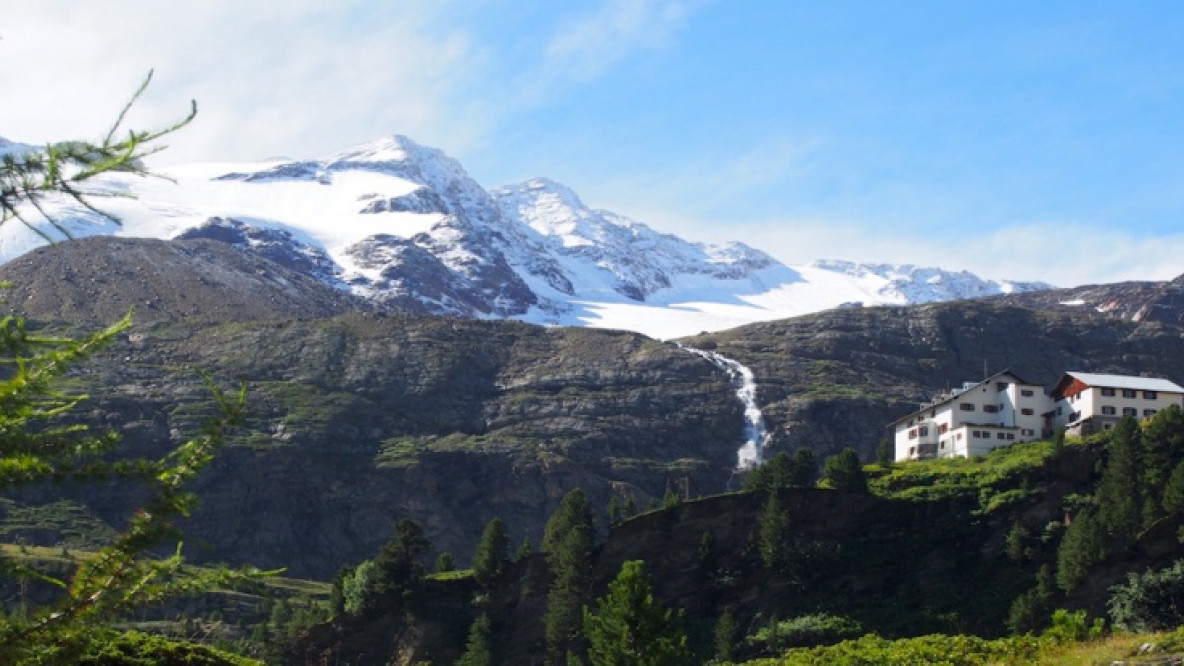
[0,133,1052,339]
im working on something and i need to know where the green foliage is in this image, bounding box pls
[713,608,737,663]
[787,448,817,488]
[1108,558,1184,632]
[747,613,865,651]
[871,438,1057,513]
[1006,565,1054,635]
[1095,416,1142,548]
[582,560,689,666]
[76,630,260,666]
[435,551,455,573]
[743,632,1045,665]
[515,538,533,562]
[1164,461,1184,516]
[544,489,595,664]
[823,448,867,493]
[455,613,494,666]
[876,439,894,467]
[1056,509,1106,591]
[472,517,510,586]
[341,560,381,617]
[1041,608,1105,645]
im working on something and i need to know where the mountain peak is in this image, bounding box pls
[328,134,436,164]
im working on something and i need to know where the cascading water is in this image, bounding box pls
[679,345,770,471]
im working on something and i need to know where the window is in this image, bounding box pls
[1102,406,1116,415]
[960,403,975,411]
[1021,428,1034,436]
[909,446,916,455]
[1102,388,1116,397]
[997,382,1008,391]
[997,432,1006,440]
[939,424,948,434]
[908,418,915,426]
[940,441,946,450]
[1123,407,1138,417]
[1021,408,1034,416]
[1123,389,1138,398]
[956,433,963,440]
[908,428,918,439]
[1145,409,1157,417]
[1021,389,1034,397]
[1007,433,1015,441]
[1057,406,1064,416]
[971,430,981,438]
[918,426,929,436]
[1145,391,1158,400]
[983,405,999,413]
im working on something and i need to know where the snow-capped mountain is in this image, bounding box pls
[0,134,1051,339]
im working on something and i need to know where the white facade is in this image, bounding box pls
[891,372,1051,461]
[1049,372,1184,436]
[891,370,1184,462]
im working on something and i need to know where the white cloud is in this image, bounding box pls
[0,2,483,164]
[546,0,697,80]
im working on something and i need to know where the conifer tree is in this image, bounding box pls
[1163,461,1184,516]
[787,447,818,487]
[823,448,867,493]
[1056,508,1106,591]
[543,489,595,664]
[473,517,511,585]
[582,560,689,666]
[1096,417,1143,548]
[713,607,738,663]
[456,613,494,666]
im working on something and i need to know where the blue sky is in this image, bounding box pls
[4,1,1184,286]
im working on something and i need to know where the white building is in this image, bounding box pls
[890,371,1051,461]
[891,370,1184,461]
[1047,372,1184,436]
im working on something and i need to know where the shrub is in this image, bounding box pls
[1108,559,1184,632]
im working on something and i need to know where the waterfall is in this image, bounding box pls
[679,345,770,471]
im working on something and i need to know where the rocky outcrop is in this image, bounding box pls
[0,236,364,326]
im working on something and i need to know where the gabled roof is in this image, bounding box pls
[1059,371,1184,394]
[888,369,1033,427]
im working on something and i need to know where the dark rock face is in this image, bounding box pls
[2,287,742,578]
[0,236,363,326]
[996,273,1184,324]
[358,188,450,215]
[177,217,341,283]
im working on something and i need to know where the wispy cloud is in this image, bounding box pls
[545,0,697,80]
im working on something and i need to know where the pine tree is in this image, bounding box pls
[544,489,595,664]
[515,537,534,562]
[455,613,494,666]
[823,448,867,493]
[788,447,818,487]
[473,517,511,585]
[876,439,894,467]
[713,608,738,663]
[1164,461,1184,516]
[583,560,689,666]
[1096,417,1143,548]
[1056,509,1106,591]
